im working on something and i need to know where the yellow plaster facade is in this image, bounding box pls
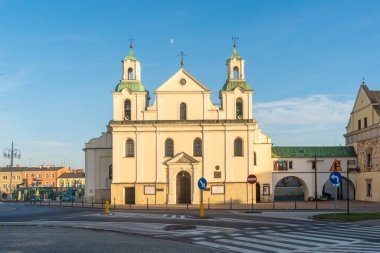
[110,45,272,205]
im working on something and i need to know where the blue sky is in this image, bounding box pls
[1,0,380,168]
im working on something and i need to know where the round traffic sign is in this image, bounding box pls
[198,177,207,190]
[329,172,342,186]
[247,174,257,184]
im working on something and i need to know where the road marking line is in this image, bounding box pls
[209,235,223,239]
[235,236,310,251]
[180,215,185,219]
[253,234,328,247]
[288,231,355,242]
[218,238,293,252]
[191,237,206,241]
[195,241,265,253]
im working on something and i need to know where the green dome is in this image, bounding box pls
[222,80,252,91]
[115,81,147,92]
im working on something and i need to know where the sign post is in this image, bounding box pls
[247,174,257,213]
[197,177,207,218]
[329,171,342,219]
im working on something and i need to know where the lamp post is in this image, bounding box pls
[3,142,21,198]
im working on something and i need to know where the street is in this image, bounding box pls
[1,202,380,252]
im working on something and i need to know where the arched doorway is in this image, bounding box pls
[176,171,191,204]
[322,177,355,200]
[274,176,308,201]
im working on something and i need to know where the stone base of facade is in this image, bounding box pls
[111,182,270,205]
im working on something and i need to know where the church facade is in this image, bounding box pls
[109,44,273,205]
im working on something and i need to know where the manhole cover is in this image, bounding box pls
[164,225,197,231]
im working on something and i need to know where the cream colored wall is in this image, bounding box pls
[355,171,380,201]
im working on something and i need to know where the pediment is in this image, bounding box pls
[156,68,210,93]
[163,152,199,165]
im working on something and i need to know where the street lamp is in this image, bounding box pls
[3,142,21,197]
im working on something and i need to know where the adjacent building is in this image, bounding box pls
[58,172,85,188]
[0,167,24,195]
[345,83,380,202]
[22,166,71,188]
[272,146,357,201]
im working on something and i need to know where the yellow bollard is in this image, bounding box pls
[199,202,204,218]
[105,200,109,215]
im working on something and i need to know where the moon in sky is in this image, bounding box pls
[170,38,175,44]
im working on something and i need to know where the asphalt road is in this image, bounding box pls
[1,202,380,253]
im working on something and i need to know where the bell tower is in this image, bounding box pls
[220,38,253,120]
[113,40,149,121]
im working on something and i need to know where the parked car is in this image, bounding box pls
[62,195,76,202]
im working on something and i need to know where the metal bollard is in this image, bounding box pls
[187,202,188,210]
[60,199,62,206]
[146,198,149,210]
[102,197,104,208]
[295,199,297,209]
[273,201,275,210]
[71,199,74,207]
[91,196,94,207]
[230,198,232,210]
[114,197,116,209]
[49,199,51,206]
[208,198,210,210]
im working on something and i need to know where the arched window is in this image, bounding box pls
[254,152,257,166]
[233,66,239,79]
[128,68,134,80]
[109,165,113,180]
[193,138,202,157]
[234,138,243,156]
[165,138,174,157]
[126,139,134,157]
[236,98,243,119]
[180,102,187,120]
[124,99,131,120]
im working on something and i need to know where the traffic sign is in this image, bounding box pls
[247,174,257,184]
[330,159,342,171]
[198,177,207,190]
[329,172,342,186]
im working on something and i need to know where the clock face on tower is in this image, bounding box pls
[179,78,187,86]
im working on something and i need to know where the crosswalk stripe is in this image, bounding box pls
[195,240,264,253]
[217,238,292,252]
[235,236,309,251]
[299,229,377,240]
[331,227,380,237]
[180,215,185,219]
[253,234,328,247]
[287,231,354,242]
[171,215,176,218]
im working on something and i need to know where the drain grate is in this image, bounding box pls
[164,225,197,231]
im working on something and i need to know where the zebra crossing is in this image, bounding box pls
[159,224,380,253]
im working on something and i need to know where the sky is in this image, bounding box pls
[1,0,380,168]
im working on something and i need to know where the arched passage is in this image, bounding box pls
[176,171,191,204]
[274,176,309,201]
[322,177,355,200]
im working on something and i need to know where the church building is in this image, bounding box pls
[109,43,273,205]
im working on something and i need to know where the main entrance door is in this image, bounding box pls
[176,171,191,204]
[124,187,135,204]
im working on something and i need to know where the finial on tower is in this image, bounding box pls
[129,37,135,49]
[362,77,366,85]
[232,36,239,48]
[179,51,186,68]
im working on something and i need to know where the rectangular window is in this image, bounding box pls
[25,174,28,179]
[214,171,222,178]
[273,161,288,171]
[51,182,54,187]
[144,186,155,195]
[366,150,372,167]
[2,176,7,180]
[17,176,21,180]
[12,176,15,179]
[358,119,361,130]
[364,117,368,128]
[45,174,49,179]
[31,174,35,178]
[263,185,270,195]
[45,182,49,186]
[52,174,55,178]
[367,182,372,197]
[289,161,293,169]
[2,184,7,189]
[38,174,42,178]
[211,185,225,194]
